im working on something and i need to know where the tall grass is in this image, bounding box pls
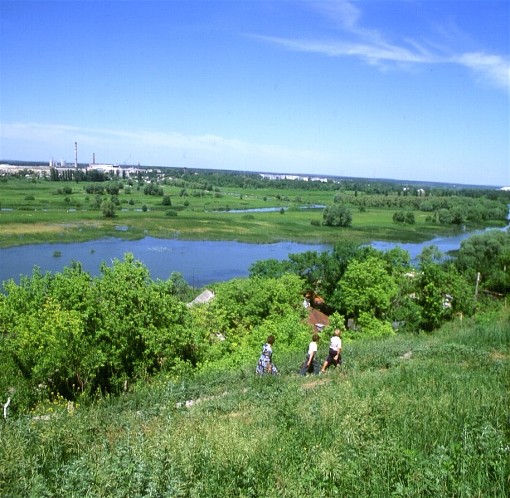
[1,311,508,497]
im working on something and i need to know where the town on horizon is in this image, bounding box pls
[0,157,507,191]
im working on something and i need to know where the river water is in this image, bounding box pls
[0,225,507,288]
[0,238,330,288]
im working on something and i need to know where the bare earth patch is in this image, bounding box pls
[301,377,331,389]
[491,351,509,361]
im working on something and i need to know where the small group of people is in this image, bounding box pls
[299,328,342,375]
[255,328,343,376]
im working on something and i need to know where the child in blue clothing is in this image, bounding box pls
[256,335,278,375]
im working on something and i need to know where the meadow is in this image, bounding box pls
[0,175,467,248]
[0,308,508,497]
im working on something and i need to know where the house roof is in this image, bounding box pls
[187,289,215,307]
[306,308,329,331]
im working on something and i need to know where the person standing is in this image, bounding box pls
[320,328,342,373]
[256,335,278,375]
[300,333,320,375]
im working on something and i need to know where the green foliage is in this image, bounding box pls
[198,311,310,375]
[204,273,305,338]
[415,262,475,331]
[144,182,164,196]
[334,256,398,320]
[355,312,395,339]
[0,255,197,410]
[455,230,510,294]
[322,203,352,227]
[101,199,115,218]
[393,210,415,224]
[326,311,346,332]
[249,258,292,279]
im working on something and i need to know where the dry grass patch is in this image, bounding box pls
[0,223,65,236]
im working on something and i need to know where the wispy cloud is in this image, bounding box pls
[454,52,510,90]
[0,122,333,167]
[255,0,509,91]
[254,35,437,65]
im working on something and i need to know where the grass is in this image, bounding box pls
[0,177,467,248]
[1,309,508,497]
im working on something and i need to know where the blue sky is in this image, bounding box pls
[1,0,509,186]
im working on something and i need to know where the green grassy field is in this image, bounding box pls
[1,308,508,497]
[0,177,465,248]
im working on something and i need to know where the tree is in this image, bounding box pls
[322,204,352,227]
[202,274,305,339]
[334,256,398,320]
[101,199,115,218]
[405,211,415,224]
[455,230,510,294]
[249,258,292,279]
[415,262,474,331]
[393,211,405,224]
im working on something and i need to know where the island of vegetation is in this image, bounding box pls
[0,165,509,496]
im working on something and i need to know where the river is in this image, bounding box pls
[0,225,507,288]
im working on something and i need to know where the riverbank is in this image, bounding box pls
[0,208,496,249]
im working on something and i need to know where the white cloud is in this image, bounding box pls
[255,35,436,65]
[0,122,334,170]
[455,52,510,90]
[255,0,510,91]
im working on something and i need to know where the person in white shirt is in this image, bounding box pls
[300,333,320,375]
[320,328,342,373]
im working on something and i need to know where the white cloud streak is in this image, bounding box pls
[255,0,509,91]
[0,122,334,168]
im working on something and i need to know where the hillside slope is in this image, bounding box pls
[1,310,509,497]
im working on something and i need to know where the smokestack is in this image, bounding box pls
[93,152,95,165]
[74,142,78,168]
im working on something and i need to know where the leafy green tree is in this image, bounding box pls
[249,258,292,279]
[334,256,398,320]
[355,312,395,339]
[418,245,444,266]
[415,262,474,331]
[201,274,305,340]
[437,208,452,224]
[101,199,115,218]
[455,230,510,294]
[88,254,195,389]
[405,211,415,224]
[322,204,352,227]
[0,255,199,406]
